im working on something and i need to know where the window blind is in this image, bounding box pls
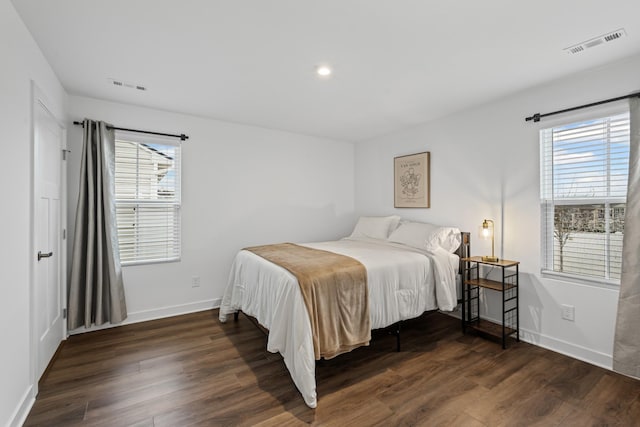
[114,135,181,264]
[540,112,629,282]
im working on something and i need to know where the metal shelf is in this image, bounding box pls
[461,257,520,349]
[465,278,516,292]
[466,319,517,341]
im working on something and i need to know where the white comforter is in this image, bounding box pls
[218,238,459,408]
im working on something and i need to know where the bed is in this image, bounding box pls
[218,216,470,408]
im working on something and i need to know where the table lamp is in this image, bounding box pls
[482,219,498,262]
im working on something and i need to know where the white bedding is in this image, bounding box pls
[218,237,459,408]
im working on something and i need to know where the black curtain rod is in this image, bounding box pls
[73,121,189,141]
[525,91,640,123]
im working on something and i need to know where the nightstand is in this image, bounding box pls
[461,256,519,349]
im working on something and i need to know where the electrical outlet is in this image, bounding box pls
[561,304,575,321]
[191,276,201,288]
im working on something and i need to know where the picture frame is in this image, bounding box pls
[394,151,430,208]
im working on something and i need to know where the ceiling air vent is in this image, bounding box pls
[108,78,147,91]
[604,31,623,42]
[568,45,585,54]
[564,28,626,54]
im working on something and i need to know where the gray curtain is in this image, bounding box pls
[613,98,640,378]
[68,119,127,329]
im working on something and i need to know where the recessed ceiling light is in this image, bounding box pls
[316,65,332,78]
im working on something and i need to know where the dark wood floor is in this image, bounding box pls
[25,309,640,426]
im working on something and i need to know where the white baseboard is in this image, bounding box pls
[444,308,613,370]
[519,327,613,370]
[68,298,221,335]
[8,385,35,427]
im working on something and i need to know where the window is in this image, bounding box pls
[114,132,181,264]
[540,112,629,283]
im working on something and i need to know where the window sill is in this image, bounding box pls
[122,257,181,267]
[540,269,620,290]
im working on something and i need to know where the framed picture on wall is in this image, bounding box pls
[394,151,430,208]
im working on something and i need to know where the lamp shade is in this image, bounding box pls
[481,219,498,262]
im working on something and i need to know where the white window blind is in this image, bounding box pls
[540,112,629,282]
[114,133,181,264]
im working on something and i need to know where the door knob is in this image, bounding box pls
[37,251,53,261]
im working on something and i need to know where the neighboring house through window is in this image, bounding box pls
[114,131,181,264]
[540,111,630,284]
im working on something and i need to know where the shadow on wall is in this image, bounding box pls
[518,272,590,352]
[521,272,544,341]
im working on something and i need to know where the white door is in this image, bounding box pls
[33,95,65,380]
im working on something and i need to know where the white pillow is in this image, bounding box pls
[432,226,462,253]
[349,215,401,240]
[388,221,461,253]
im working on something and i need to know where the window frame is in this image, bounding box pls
[539,105,630,286]
[114,131,182,266]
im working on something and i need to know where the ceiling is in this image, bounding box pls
[12,0,640,142]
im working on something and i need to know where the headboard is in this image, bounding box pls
[456,231,471,274]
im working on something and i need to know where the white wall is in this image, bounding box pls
[355,53,640,368]
[0,1,67,426]
[66,96,356,329]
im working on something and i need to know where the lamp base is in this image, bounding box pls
[482,255,499,262]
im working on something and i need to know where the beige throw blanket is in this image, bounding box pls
[245,243,371,360]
